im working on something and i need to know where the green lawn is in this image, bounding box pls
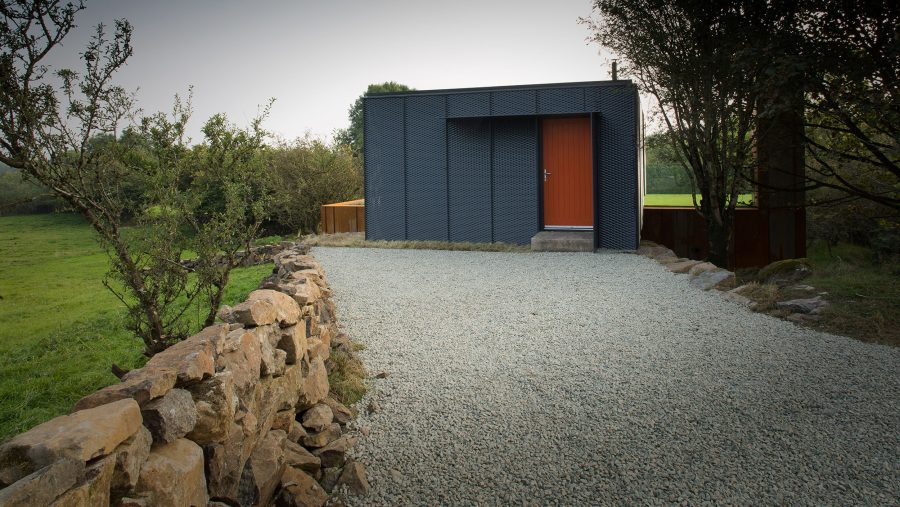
[644,193,755,207]
[0,214,272,441]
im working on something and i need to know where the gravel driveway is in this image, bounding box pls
[313,247,900,506]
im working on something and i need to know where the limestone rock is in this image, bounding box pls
[665,259,702,274]
[318,467,342,493]
[74,367,177,411]
[690,268,736,291]
[256,326,286,377]
[289,281,322,306]
[0,459,83,506]
[275,467,327,507]
[688,261,718,276]
[311,435,357,468]
[278,364,304,411]
[217,328,262,399]
[297,356,329,410]
[49,454,115,507]
[776,296,828,314]
[0,399,140,485]
[278,325,308,365]
[322,398,355,426]
[284,439,321,474]
[301,423,341,449]
[140,388,198,444]
[186,371,236,445]
[222,298,277,327]
[272,409,295,432]
[248,289,302,327]
[288,421,309,443]
[335,461,369,496]
[110,426,152,496]
[141,324,226,385]
[637,243,676,260]
[306,337,329,361]
[239,430,288,507]
[203,422,254,501]
[134,438,208,507]
[301,404,333,432]
[759,258,813,286]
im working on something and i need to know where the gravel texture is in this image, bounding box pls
[313,247,900,506]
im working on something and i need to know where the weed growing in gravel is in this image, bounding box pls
[327,348,368,405]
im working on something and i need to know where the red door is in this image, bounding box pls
[542,117,593,228]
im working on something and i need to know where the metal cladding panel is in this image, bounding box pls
[364,97,406,240]
[492,118,539,244]
[405,95,448,240]
[447,119,492,242]
[596,86,639,249]
[538,87,585,115]
[447,93,491,118]
[491,90,537,116]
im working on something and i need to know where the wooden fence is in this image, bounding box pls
[320,199,365,234]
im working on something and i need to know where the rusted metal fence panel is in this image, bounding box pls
[320,199,365,234]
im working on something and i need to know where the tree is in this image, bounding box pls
[334,81,412,159]
[797,1,899,211]
[583,1,790,266]
[0,1,271,354]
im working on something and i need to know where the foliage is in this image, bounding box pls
[333,81,412,159]
[645,132,693,194]
[583,1,773,266]
[796,1,899,211]
[0,169,66,214]
[0,213,272,440]
[0,3,271,354]
[266,136,362,235]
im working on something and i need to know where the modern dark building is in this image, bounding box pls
[363,80,643,250]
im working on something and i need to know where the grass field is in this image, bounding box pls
[644,193,755,207]
[0,214,272,441]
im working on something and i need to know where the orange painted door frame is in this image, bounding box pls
[542,117,593,228]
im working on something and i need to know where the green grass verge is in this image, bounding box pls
[644,193,755,207]
[0,214,272,441]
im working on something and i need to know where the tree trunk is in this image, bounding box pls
[706,211,734,268]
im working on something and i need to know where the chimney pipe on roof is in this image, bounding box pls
[611,60,618,81]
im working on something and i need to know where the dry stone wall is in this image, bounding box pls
[0,245,365,507]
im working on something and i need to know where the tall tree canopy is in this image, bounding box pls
[334,81,412,159]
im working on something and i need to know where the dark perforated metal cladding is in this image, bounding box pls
[538,87,585,115]
[493,118,538,244]
[447,93,490,118]
[491,90,537,116]
[596,87,639,249]
[447,119,492,242]
[405,95,448,240]
[364,97,406,240]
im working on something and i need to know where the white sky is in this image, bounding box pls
[44,0,625,143]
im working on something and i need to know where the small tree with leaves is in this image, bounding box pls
[334,81,412,159]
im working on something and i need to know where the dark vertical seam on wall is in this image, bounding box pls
[363,98,369,240]
[402,98,408,240]
[536,116,543,231]
[444,95,450,242]
[592,112,601,250]
[489,95,495,242]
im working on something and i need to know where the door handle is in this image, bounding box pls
[543,169,551,182]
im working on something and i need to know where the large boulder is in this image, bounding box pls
[284,440,321,475]
[0,399,141,485]
[335,461,369,496]
[140,388,198,444]
[186,371,236,445]
[219,299,277,327]
[311,435,358,468]
[301,404,333,432]
[238,430,287,507]
[274,467,327,507]
[248,289,302,327]
[217,328,262,399]
[690,268,736,291]
[48,454,116,507]
[296,356,329,410]
[110,426,152,497]
[74,367,177,411]
[134,438,208,507]
[140,324,226,385]
[759,258,813,287]
[0,458,83,506]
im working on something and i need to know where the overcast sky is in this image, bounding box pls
[44,0,617,143]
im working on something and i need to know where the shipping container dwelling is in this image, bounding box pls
[363,81,643,250]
